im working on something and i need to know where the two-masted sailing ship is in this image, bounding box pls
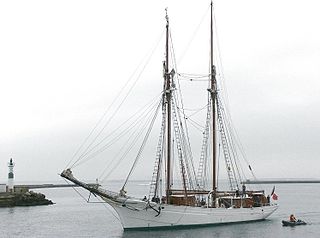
[61,2,278,230]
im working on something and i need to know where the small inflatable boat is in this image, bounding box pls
[282,219,306,226]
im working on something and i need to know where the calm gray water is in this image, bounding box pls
[1,181,319,238]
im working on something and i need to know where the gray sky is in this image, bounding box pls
[0,0,319,183]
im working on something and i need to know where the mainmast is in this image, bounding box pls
[209,1,217,193]
[164,9,172,204]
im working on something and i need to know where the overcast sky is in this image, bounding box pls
[0,0,319,183]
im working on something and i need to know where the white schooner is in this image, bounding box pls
[61,2,278,230]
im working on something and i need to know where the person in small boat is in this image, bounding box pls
[290,214,297,222]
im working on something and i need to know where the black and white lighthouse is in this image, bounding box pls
[8,158,15,192]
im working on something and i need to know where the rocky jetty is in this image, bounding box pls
[0,191,53,207]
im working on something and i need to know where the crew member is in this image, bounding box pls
[290,214,296,222]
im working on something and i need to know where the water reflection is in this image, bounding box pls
[8,207,14,214]
[120,219,282,238]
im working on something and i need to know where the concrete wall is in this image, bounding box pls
[0,184,6,193]
[14,186,29,193]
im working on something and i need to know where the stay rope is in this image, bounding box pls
[99,98,162,183]
[66,29,165,170]
[121,99,162,190]
[71,94,162,168]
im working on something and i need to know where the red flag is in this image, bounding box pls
[272,193,278,200]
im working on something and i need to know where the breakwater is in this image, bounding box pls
[0,191,53,207]
[244,179,320,184]
[15,184,79,189]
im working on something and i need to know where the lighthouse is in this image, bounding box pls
[8,158,15,192]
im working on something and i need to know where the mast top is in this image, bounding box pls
[165,8,169,25]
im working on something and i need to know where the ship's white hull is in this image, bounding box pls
[60,169,278,230]
[104,198,278,230]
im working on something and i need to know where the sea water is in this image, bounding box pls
[0,181,319,238]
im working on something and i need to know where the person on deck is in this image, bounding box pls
[290,214,297,222]
[242,184,246,197]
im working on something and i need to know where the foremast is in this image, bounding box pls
[164,9,172,204]
[209,1,217,195]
